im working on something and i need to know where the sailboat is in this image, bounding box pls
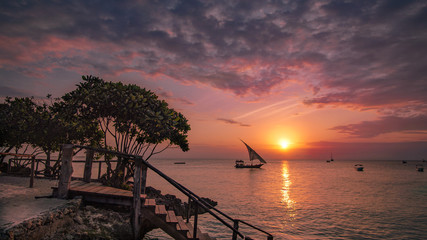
[327,153,334,163]
[235,140,267,168]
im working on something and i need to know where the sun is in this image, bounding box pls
[279,139,291,149]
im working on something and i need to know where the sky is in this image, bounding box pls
[1,0,427,160]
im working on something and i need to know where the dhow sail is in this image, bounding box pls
[241,140,267,164]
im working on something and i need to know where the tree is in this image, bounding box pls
[0,96,102,174]
[59,75,190,187]
[0,97,40,164]
[34,95,103,176]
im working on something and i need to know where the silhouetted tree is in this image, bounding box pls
[58,75,190,187]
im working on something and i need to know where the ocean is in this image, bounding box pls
[135,159,427,240]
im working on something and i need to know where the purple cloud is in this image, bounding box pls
[217,118,251,127]
[331,115,427,138]
[0,0,426,113]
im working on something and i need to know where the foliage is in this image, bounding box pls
[58,75,191,186]
[0,97,40,163]
[0,96,102,169]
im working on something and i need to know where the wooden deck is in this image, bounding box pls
[66,181,147,206]
[59,181,216,240]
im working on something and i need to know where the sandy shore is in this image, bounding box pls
[0,174,68,229]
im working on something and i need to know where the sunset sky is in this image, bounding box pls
[1,0,427,160]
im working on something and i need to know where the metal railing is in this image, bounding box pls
[73,145,273,240]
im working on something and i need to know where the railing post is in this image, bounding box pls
[58,144,74,199]
[267,235,273,240]
[35,158,40,176]
[83,149,94,183]
[193,201,198,239]
[7,158,11,173]
[29,156,35,188]
[232,220,239,240]
[98,161,102,179]
[132,158,142,239]
[186,197,191,223]
[140,164,147,194]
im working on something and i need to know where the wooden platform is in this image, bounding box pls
[59,181,216,240]
[66,181,147,206]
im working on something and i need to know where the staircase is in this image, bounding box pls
[141,198,216,240]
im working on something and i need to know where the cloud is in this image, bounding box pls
[217,118,251,127]
[330,115,427,138]
[0,86,30,97]
[292,141,427,160]
[155,88,194,106]
[0,0,426,114]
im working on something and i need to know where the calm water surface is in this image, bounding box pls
[139,159,427,240]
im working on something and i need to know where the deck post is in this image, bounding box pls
[141,164,147,194]
[193,201,198,239]
[83,149,94,183]
[232,220,239,240]
[98,161,102,179]
[267,235,273,240]
[186,197,191,223]
[29,156,35,188]
[132,158,142,239]
[35,158,40,176]
[7,158,11,173]
[58,144,74,199]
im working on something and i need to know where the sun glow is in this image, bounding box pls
[279,139,291,149]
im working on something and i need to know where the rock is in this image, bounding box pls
[85,205,97,212]
[74,215,83,225]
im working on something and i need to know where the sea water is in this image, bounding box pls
[138,159,427,240]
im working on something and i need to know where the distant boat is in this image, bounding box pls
[402,160,407,164]
[327,153,334,163]
[235,140,267,168]
[354,164,364,171]
[174,162,186,164]
[416,164,424,172]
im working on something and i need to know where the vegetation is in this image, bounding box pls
[0,96,102,175]
[0,97,39,165]
[57,75,190,187]
[1,75,189,186]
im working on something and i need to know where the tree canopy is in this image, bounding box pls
[60,75,190,155]
[0,96,102,168]
[58,75,191,186]
[1,75,189,185]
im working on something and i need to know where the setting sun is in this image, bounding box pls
[279,140,291,149]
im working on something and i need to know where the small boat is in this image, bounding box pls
[354,164,364,171]
[402,160,407,164]
[327,153,334,163]
[235,140,267,168]
[416,164,424,172]
[174,162,186,164]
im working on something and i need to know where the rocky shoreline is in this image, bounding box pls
[0,174,218,240]
[42,201,134,240]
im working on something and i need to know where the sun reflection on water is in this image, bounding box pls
[281,161,296,216]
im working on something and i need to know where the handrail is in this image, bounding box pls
[73,145,273,239]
